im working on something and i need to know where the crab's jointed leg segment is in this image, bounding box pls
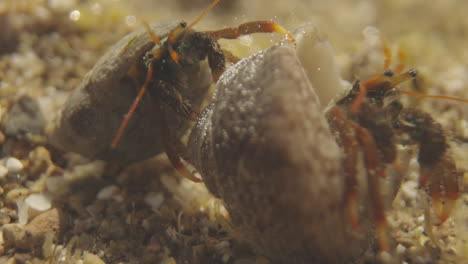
[111,63,155,149]
[156,104,202,183]
[326,107,361,229]
[420,157,460,223]
[350,82,367,114]
[397,108,459,223]
[326,107,389,251]
[355,123,389,252]
[205,21,296,43]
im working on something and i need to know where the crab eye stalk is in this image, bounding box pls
[383,69,394,77]
[408,68,417,77]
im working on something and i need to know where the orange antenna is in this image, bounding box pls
[382,38,406,74]
[111,64,155,149]
[143,21,161,45]
[187,0,221,29]
[394,47,406,74]
[382,39,392,70]
[401,90,468,103]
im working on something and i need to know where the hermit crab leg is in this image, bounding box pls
[398,108,460,223]
[441,164,460,223]
[156,104,202,183]
[186,32,226,81]
[327,106,389,251]
[111,19,168,149]
[111,63,155,149]
[421,166,444,222]
[355,125,389,252]
[326,107,360,228]
[204,21,296,43]
[421,156,460,223]
[350,82,367,114]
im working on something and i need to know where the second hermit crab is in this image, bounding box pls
[188,25,466,262]
[325,44,464,251]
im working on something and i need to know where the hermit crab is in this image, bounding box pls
[49,0,294,178]
[325,43,465,251]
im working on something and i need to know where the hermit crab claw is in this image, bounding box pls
[419,154,460,224]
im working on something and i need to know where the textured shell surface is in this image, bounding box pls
[49,20,212,163]
[189,42,374,264]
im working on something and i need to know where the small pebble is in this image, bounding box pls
[26,208,62,236]
[396,243,407,255]
[2,224,27,250]
[416,215,425,224]
[2,210,61,252]
[401,181,418,200]
[97,185,120,200]
[83,252,106,264]
[17,200,29,225]
[5,157,24,173]
[63,161,106,181]
[42,234,55,258]
[144,192,164,211]
[5,188,29,204]
[376,251,394,263]
[419,235,430,246]
[0,165,8,178]
[25,193,52,212]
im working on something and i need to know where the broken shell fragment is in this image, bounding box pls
[48,20,212,163]
[189,43,373,263]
